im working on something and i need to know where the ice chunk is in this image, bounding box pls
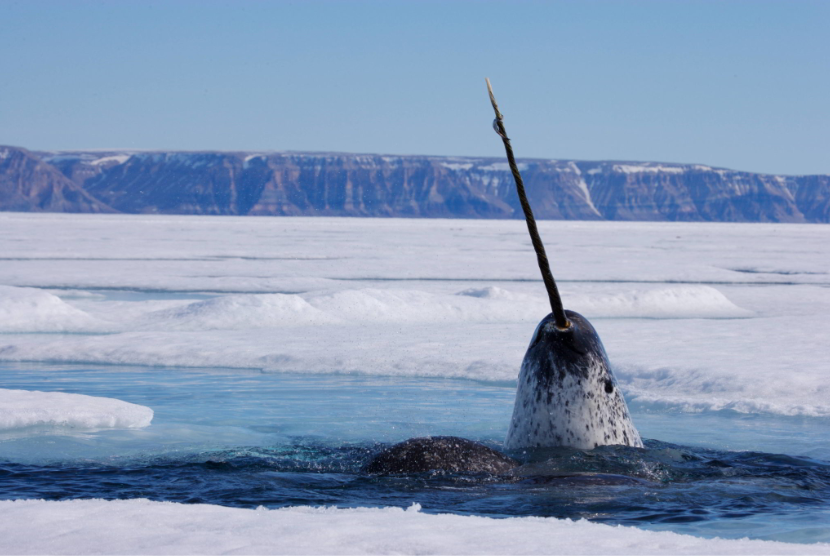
[0,389,153,432]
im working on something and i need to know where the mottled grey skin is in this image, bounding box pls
[363,436,518,475]
[504,310,643,451]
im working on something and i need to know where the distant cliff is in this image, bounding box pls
[0,147,113,213]
[1,145,828,222]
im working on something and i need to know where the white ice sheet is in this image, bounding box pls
[1,499,827,556]
[0,213,827,417]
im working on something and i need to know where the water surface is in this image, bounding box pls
[2,362,829,544]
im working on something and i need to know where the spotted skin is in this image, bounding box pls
[363,436,518,475]
[505,310,643,451]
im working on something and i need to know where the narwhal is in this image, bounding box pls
[364,79,642,474]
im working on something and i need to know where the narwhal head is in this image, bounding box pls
[505,309,643,451]
[484,78,642,452]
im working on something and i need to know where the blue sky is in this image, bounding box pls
[1,0,828,175]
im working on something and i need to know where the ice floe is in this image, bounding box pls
[0,389,153,432]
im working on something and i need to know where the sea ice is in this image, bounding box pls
[0,214,827,416]
[0,285,105,333]
[0,388,153,432]
[0,499,827,556]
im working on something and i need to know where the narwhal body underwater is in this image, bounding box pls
[365,80,641,475]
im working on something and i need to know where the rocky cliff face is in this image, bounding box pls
[0,145,827,222]
[576,162,807,223]
[0,146,113,213]
[788,174,830,223]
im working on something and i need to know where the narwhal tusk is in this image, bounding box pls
[485,78,570,330]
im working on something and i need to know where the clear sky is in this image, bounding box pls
[1,0,828,175]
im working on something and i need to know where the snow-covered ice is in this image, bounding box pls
[0,213,826,416]
[1,499,828,556]
[0,285,105,333]
[0,388,153,431]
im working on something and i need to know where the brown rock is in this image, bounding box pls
[0,146,113,213]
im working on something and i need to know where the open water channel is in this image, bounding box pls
[2,361,829,545]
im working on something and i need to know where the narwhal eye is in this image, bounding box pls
[604,380,614,394]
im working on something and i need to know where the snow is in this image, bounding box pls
[440,162,474,171]
[478,162,528,172]
[0,285,105,332]
[580,285,750,318]
[243,154,267,168]
[0,214,826,417]
[143,293,337,330]
[0,499,826,556]
[569,161,602,216]
[614,164,686,174]
[0,389,153,431]
[0,284,749,385]
[90,154,130,166]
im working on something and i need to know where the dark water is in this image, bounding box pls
[2,362,830,544]
[2,440,830,543]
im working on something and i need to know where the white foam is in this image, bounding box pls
[0,389,153,431]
